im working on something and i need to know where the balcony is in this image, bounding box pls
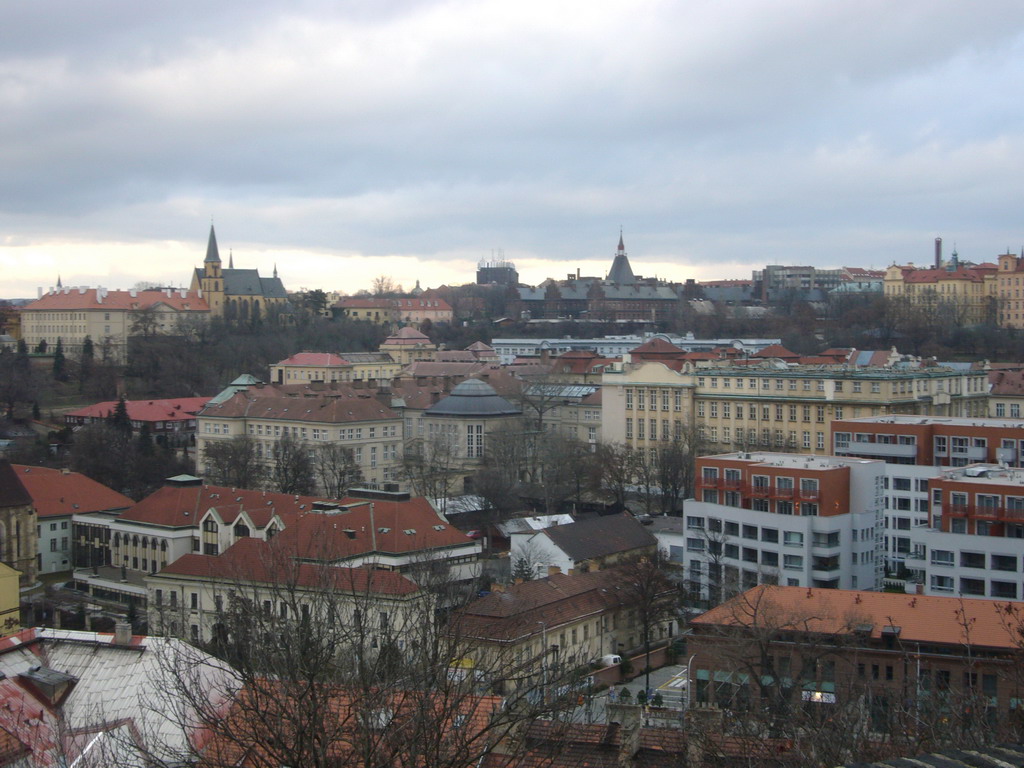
[835,441,917,459]
[775,487,795,499]
[749,484,771,497]
[797,490,820,502]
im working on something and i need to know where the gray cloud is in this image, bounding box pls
[3,0,1024,292]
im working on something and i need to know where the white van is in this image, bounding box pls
[598,654,622,667]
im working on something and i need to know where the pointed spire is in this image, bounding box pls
[56,274,62,289]
[273,263,278,279]
[608,229,635,285]
[228,249,234,269]
[204,224,221,263]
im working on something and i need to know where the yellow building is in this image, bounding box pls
[190,225,289,321]
[379,327,438,366]
[602,358,989,455]
[269,351,401,385]
[997,252,1024,328]
[883,261,997,324]
[19,286,209,361]
[0,563,20,635]
[0,460,37,590]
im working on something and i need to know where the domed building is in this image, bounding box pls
[414,378,522,495]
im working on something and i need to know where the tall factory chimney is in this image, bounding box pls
[935,237,942,269]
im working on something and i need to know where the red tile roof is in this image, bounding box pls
[383,326,432,344]
[66,397,210,423]
[630,338,683,357]
[24,287,208,312]
[274,495,475,559]
[989,368,1024,396]
[751,344,798,359]
[159,537,420,595]
[120,483,331,528]
[11,465,132,518]
[199,388,399,424]
[692,585,1024,650]
[198,685,502,768]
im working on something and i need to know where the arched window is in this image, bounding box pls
[113,533,120,547]
[161,540,167,552]
[132,535,139,547]
[141,538,148,550]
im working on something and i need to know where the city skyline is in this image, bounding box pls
[4,2,1024,298]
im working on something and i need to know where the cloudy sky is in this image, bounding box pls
[3,1,1024,299]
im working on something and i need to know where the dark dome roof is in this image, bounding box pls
[425,378,521,417]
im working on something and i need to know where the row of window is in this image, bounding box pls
[929,550,1020,571]
[930,575,1019,599]
[697,402,829,422]
[623,388,684,411]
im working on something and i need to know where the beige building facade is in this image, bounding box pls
[602,360,989,456]
[20,286,209,361]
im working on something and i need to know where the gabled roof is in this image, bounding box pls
[273,495,475,560]
[541,514,657,562]
[120,482,331,528]
[692,584,1024,650]
[158,537,419,595]
[383,326,432,344]
[12,465,132,518]
[630,338,683,358]
[66,397,210,423]
[751,343,799,359]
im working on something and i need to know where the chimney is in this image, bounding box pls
[547,565,561,577]
[490,582,504,593]
[113,622,132,645]
[935,237,942,269]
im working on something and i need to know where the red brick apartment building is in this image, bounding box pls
[831,415,1024,467]
[688,585,1024,733]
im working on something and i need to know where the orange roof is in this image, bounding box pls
[274,496,474,559]
[751,344,798,359]
[11,465,132,518]
[66,397,210,423]
[692,585,1023,650]
[159,537,419,595]
[198,685,502,768]
[121,483,331,528]
[24,287,208,312]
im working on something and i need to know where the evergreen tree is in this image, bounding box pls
[78,336,94,392]
[34,339,47,354]
[137,422,155,456]
[108,396,132,434]
[52,337,67,381]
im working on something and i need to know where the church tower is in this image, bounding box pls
[607,231,636,285]
[201,225,225,313]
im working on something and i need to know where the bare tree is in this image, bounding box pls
[402,430,462,514]
[202,435,265,489]
[313,442,364,498]
[144,537,585,768]
[618,550,681,695]
[271,432,317,495]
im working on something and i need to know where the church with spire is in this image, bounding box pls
[189,225,289,321]
[509,232,680,322]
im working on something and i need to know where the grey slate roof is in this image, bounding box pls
[425,378,521,417]
[543,513,657,562]
[840,743,1024,767]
